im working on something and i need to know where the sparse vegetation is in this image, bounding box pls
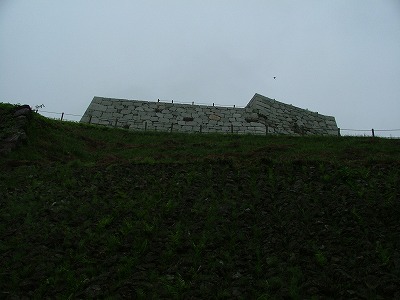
[1,103,399,298]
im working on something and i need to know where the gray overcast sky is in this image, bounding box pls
[1,1,399,136]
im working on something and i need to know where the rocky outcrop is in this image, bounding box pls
[0,105,32,156]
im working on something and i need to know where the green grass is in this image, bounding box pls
[1,103,400,298]
[4,116,400,165]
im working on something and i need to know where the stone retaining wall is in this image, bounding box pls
[80,93,338,135]
[0,105,32,156]
[248,94,338,135]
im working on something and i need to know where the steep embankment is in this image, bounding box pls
[1,103,399,299]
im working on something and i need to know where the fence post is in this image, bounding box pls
[89,115,92,124]
[266,125,268,135]
[145,122,147,131]
[337,128,341,137]
[170,123,174,133]
[231,124,233,134]
[372,128,375,137]
[200,125,202,133]
[61,112,64,121]
[114,119,118,127]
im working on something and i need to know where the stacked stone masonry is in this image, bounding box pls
[80,93,338,135]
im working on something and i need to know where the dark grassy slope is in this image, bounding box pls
[1,104,400,299]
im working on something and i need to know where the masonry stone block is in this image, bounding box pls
[218,117,227,123]
[208,120,217,125]
[90,103,108,112]
[163,114,173,119]
[182,125,193,131]
[120,114,132,120]
[98,119,110,126]
[90,110,102,117]
[192,112,201,117]
[156,118,167,123]
[249,122,263,127]
[101,112,113,120]
[106,107,117,113]
[90,116,99,123]
[112,113,123,118]
[209,114,221,121]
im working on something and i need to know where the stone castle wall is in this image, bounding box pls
[248,94,338,135]
[80,93,338,135]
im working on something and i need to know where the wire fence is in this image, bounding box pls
[36,109,400,138]
[339,128,400,138]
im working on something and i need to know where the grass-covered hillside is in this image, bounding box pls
[1,103,399,299]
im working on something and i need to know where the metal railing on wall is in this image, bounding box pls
[155,98,246,108]
[36,109,400,138]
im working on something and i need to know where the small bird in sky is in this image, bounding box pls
[273,76,276,80]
